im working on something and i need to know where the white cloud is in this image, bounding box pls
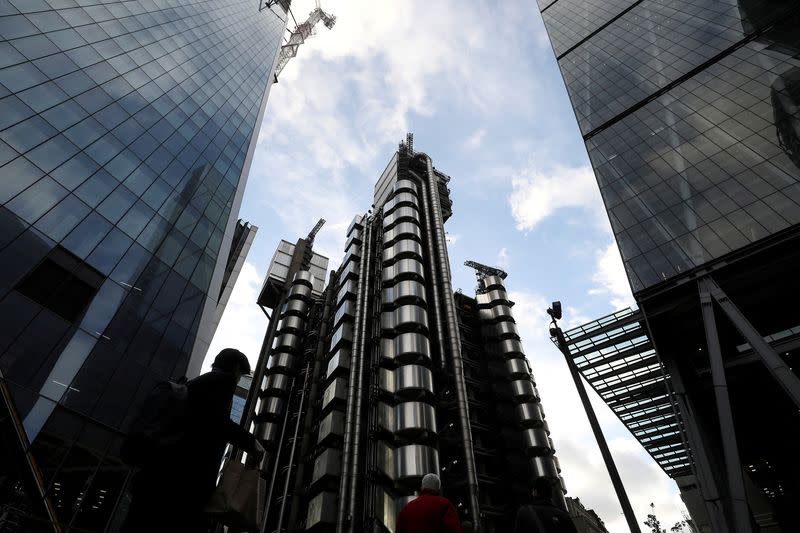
[464,128,487,149]
[590,241,636,310]
[508,164,607,232]
[249,0,524,260]
[497,247,509,268]
[446,233,461,245]
[202,261,268,374]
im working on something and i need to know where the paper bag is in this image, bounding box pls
[205,461,264,531]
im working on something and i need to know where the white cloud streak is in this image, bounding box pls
[508,164,607,232]
[464,128,487,149]
[590,241,636,310]
[497,247,510,268]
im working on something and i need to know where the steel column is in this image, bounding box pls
[665,358,730,533]
[698,279,752,533]
[705,277,800,409]
[553,327,642,533]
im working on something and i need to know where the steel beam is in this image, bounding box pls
[704,277,800,409]
[665,358,730,533]
[698,279,751,533]
[554,327,642,533]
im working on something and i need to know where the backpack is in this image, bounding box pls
[121,378,189,468]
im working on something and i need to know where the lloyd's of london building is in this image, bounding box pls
[0,1,288,530]
[240,138,566,533]
[538,0,800,531]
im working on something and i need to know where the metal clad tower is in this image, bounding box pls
[248,138,565,533]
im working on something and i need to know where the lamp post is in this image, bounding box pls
[547,301,642,533]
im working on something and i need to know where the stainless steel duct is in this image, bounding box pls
[336,216,372,533]
[287,277,337,532]
[411,168,447,373]
[347,217,377,533]
[419,154,482,528]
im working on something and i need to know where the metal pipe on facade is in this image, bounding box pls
[239,301,284,453]
[262,375,296,532]
[410,168,448,373]
[276,359,311,530]
[287,277,337,532]
[419,154,482,530]
[347,221,376,533]
[336,217,372,533]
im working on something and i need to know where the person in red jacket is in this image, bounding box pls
[396,473,462,533]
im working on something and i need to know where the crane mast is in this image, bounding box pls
[273,7,336,79]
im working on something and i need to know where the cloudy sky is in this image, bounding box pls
[206,1,687,530]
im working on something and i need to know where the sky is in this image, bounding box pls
[204,1,688,530]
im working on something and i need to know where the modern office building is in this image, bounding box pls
[539,0,800,531]
[237,138,565,533]
[0,1,288,530]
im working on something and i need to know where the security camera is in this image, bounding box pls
[547,301,562,320]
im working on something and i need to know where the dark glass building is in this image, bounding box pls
[235,138,566,533]
[0,1,286,530]
[540,0,800,531]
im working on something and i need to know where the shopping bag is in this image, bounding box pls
[205,460,265,531]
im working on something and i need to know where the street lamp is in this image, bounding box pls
[548,301,642,533]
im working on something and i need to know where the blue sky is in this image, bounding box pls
[206,1,687,530]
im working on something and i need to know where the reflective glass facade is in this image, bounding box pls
[540,0,800,293]
[0,1,286,530]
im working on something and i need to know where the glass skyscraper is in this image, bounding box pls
[540,0,800,292]
[539,0,800,531]
[0,1,286,530]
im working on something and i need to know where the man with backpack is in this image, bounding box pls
[122,348,264,532]
[513,477,578,533]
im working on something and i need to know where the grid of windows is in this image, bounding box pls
[556,0,796,134]
[0,1,285,528]
[0,0,284,421]
[542,0,800,293]
[542,0,637,56]
[586,37,800,291]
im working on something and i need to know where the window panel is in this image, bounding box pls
[62,212,112,259]
[7,176,68,224]
[87,228,133,276]
[34,194,91,242]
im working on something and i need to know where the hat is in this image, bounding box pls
[212,348,251,374]
[421,473,441,493]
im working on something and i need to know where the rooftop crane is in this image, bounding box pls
[273,4,336,79]
[464,260,508,280]
[306,218,326,245]
[300,218,325,271]
[465,260,508,294]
